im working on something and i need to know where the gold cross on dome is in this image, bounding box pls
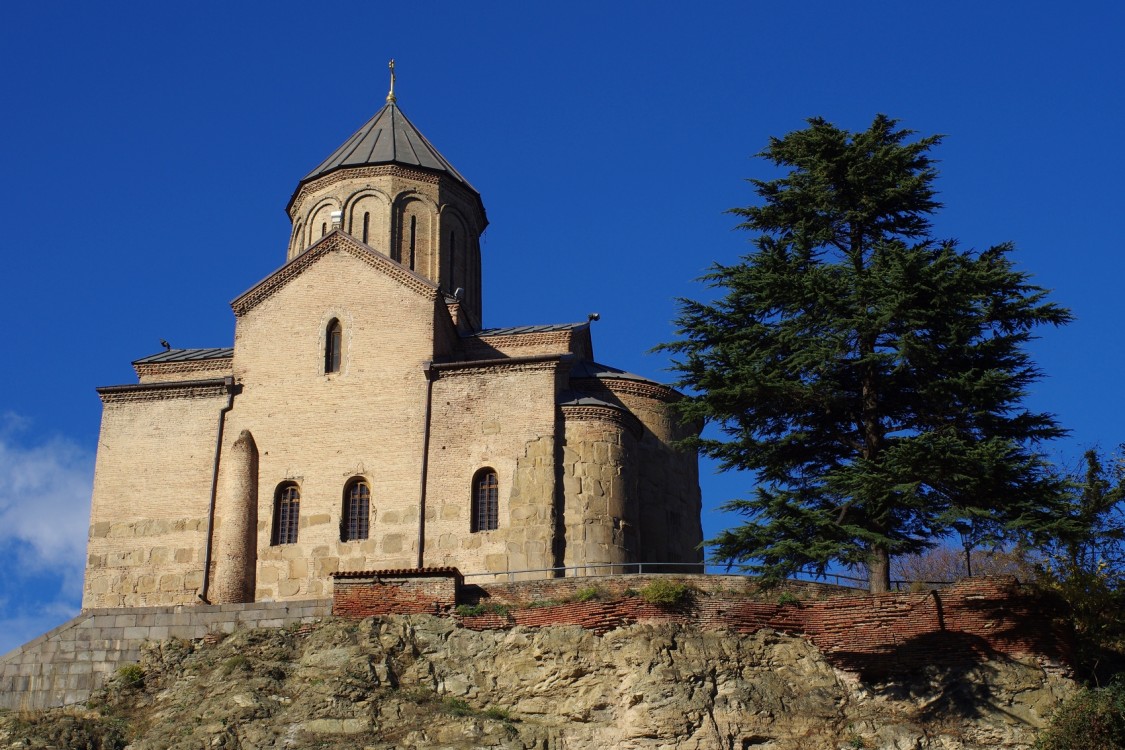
[386,59,397,104]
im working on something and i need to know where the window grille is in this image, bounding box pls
[471,469,499,532]
[342,480,370,541]
[272,483,300,545]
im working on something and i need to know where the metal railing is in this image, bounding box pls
[460,563,955,591]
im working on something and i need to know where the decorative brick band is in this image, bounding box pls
[470,332,575,349]
[560,404,643,437]
[232,232,440,316]
[431,354,566,377]
[133,359,233,379]
[288,164,482,218]
[97,378,231,404]
[573,377,680,403]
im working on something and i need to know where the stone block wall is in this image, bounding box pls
[0,600,329,711]
[84,385,231,609]
[422,359,561,576]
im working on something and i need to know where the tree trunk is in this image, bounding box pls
[869,545,891,593]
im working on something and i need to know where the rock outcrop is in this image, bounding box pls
[0,615,1074,749]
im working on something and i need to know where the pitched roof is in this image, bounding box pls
[133,348,233,365]
[568,359,661,385]
[297,103,476,192]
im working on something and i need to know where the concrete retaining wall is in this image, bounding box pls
[0,599,330,710]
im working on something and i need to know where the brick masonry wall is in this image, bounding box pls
[0,600,330,711]
[333,575,457,617]
[335,574,1073,678]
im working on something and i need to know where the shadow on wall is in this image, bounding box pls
[862,631,1006,720]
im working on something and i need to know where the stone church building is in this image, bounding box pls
[82,81,703,609]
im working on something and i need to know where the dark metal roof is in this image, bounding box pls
[469,322,589,338]
[557,392,624,409]
[299,103,476,192]
[569,360,661,385]
[133,348,233,365]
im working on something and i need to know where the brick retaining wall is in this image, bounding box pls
[334,572,1073,679]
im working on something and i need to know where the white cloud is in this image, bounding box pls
[0,415,93,654]
[0,414,93,575]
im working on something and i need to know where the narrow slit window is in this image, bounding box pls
[321,222,327,238]
[471,469,499,532]
[342,479,370,541]
[325,318,342,373]
[272,483,300,545]
[362,212,370,245]
[409,215,416,270]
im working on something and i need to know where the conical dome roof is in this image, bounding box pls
[295,102,477,193]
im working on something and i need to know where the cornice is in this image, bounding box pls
[559,404,643,438]
[231,232,440,317]
[288,164,483,221]
[97,378,231,404]
[430,353,567,377]
[465,331,575,352]
[572,376,680,403]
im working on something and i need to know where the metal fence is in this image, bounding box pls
[460,563,954,591]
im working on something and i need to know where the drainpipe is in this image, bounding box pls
[199,376,237,604]
[417,361,436,568]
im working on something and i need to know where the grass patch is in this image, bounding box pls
[524,599,561,609]
[112,664,145,690]
[639,579,690,606]
[572,585,603,602]
[221,654,252,675]
[455,603,510,617]
[776,591,799,606]
[483,706,511,721]
[442,697,473,717]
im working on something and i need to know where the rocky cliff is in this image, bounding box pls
[0,614,1074,749]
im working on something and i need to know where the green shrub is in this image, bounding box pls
[483,706,511,721]
[442,697,473,716]
[222,654,252,675]
[623,588,639,597]
[114,663,145,689]
[1035,679,1125,750]
[573,585,603,602]
[639,579,690,606]
[777,591,799,605]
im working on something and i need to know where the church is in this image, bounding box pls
[82,69,703,609]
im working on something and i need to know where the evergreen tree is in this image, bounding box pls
[662,115,1071,592]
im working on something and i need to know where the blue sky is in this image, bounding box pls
[1,1,1122,654]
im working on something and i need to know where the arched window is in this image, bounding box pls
[341,479,370,541]
[362,212,370,245]
[325,318,342,373]
[321,222,327,238]
[471,468,499,532]
[272,483,300,545]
